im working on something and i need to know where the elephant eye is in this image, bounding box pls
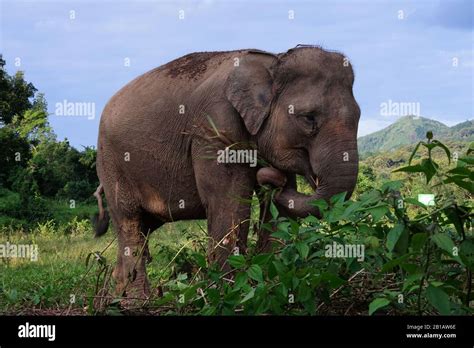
[300,113,316,123]
[298,113,319,133]
[304,114,315,122]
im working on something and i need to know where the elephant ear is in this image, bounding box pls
[225,56,275,135]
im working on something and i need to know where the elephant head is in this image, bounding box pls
[225,46,360,218]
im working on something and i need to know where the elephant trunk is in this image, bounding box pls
[258,140,359,219]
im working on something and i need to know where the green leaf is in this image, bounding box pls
[393,164,423,173]
[365,236,380,249]
[381,254,410,272]
[447,166,472,177]
[359,190,382,205]
[326,205,346,222]
[330,191,347,206]
[206,288,220,304]
[444,176,474,193]
[223,289,240,305]
[386,223,404,252]
[233,272,248,290]
[410,232,428,252]
[228,255,246,269]
[408,141,423,165]
[443,207,464,237]
[431,233,453,253]
[368,205,389,222]
[193,253,207,268]
[426,131,433,140]
[400,263,420,275]
[340,200,361,219]
[426,285,451,315]
[381,180,403,192]
[404,197,428,209]
[247,264,264,282]
[358,224,375,235]
[458,156,474,165]
[272,260,288,276]
[270,201,279,219]
[251,253,272,266]
[320,272,346,288]
[271,229,291,241]
[420,158,438,183]
[295,242,310,260]
[368,297,390,315]
[153,293,175,306]
[431,140,451,163]
[240,287,256,303]
[303,215,319,224]
[309,198,328,213]
[402,273,423,292]
[460,239,474,270]
[394,159,438,183]
[394,227,410,254]
[431,234,462,263]
[297,283,311,302]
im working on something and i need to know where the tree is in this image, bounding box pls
[12,109,53,143]
[0,127,31,188]
[0,55,37,125]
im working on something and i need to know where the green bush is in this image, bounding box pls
[114,134,472,315]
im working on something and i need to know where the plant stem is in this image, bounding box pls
[417,235,432,315]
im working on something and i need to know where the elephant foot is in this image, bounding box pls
[93,287,114,313]
[112,264,151,310]
[117,282,151,310]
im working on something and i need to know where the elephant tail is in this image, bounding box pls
[92,184,110,237]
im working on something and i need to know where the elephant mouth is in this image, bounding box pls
[256,167,320,193]
[304,173,319,191]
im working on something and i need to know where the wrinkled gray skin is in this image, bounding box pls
[95,46,360,300]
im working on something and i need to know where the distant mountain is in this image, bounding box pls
[450,120,474,137]
[358,116,474,154]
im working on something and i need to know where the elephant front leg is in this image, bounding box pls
[206,201,252,270]
[113,218,151,304]
[193,163,254,270]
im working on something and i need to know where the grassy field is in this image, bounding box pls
[0,216,210,315]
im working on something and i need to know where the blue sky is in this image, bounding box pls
[0,0,472,149]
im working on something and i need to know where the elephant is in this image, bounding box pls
[93,45,361,300]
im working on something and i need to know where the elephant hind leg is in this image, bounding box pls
[109,212,151,304]
[99,169,156,305]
